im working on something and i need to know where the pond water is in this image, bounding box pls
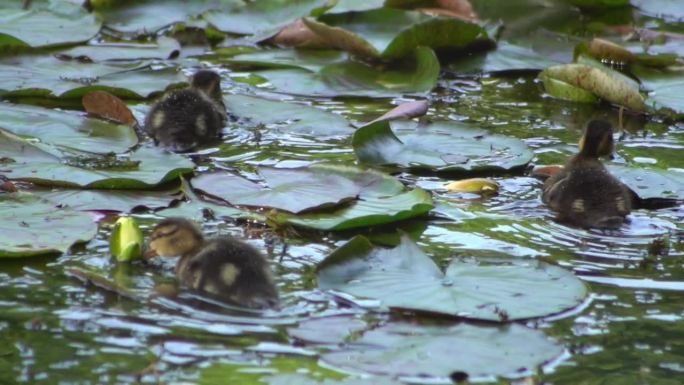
[1,1,684,384]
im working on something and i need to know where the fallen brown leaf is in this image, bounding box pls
[270,18,329,48]
[369,100,429,124]
[82,91,139,128]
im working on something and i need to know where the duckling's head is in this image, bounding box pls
[190,70,223,104]
[146,218,204,259]
[579,120,614,158]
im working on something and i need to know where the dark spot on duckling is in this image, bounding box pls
[146,218,279,309]
[144,70,227,152]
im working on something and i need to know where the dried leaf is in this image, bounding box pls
[302,17,381,58]
[270,18,329,48]
[369,100,429,124]
[531,165,564,180]
[418,0,479,21]
[82,90,139,128]
[587,38,635,63]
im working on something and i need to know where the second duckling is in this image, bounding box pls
[542,120,631,229]
[146,218,279,309]
[144,70,227,152]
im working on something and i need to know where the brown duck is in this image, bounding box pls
[145,218,279,309]
[144,70,227,152]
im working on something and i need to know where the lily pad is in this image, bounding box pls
[204,0,329,36]
[304,8,491,59]
[221,48,348,72]
[609,165,684,199]
[317,235,588,321]
[244,46,440,97]
[193,166,363,214]
[95,0,231,34]
[0,8,100,49]
[0,56,187,99]
[225,94,353,137]
[0,193,97,257]
[186,165,432,230]
[448,41,565,74]
[267,374,400,385]
[0,102,138,154]
[352,120,534,173]
[34,188,178,213]
[0,129,194,189]
[539,62,646,111]
[321,322,564,380]
[633,65,684,117]
[56,37,181,62]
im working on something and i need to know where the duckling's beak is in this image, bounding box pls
[144,247,159,259]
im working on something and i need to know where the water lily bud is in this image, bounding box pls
[110,217,143,262]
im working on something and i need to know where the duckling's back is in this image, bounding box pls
[543,159,631,229]
[144,89,225,152]
[178,236,279,309]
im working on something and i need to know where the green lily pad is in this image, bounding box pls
[34,188,178,213]
[204,0,329,36]
[267,374,400,385]
[0,56,187,99]
[448,41,565,74]
[304,8,491,59]
[225,94,353,137]
[0,129,194,189]
[0,193,97,257]
[243,46,440,97]
[95,0,231,33]
[56,37,181,62]
[185,165,432,230]
[609,165,684,199]
[0,8,100,49]
[352,120,534,173]
[192,167,363,214]
[321,322,564,380]
[539,62,646,111]
[0,102,138,154]
[317,235,588,321]
[633,65,684,117]
[326,0,386,13]
[221,48,348,72]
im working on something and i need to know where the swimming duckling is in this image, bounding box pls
[542,120,632,229]
[145,218,279,309]
[144,70,227,152]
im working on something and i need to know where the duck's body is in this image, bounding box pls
[144,70,227,152]
[147,218,279,309]
[542,120,631,229]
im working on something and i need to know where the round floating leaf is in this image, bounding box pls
[326,0,386,14]
[192,167,362,214]
[609,165,684,199]
[633,65,684,117]
[0,8,100,49]
[0,102,138,154]
[288,315,367,345]
[57,37,181,62]
[35,188,178,213]
[267,374,400,385]
[0,194,97,258]
[539,63,645,111]
[322,322,564,380]
[448,41,565,74]
[0,129,194,189]
[318,235,588,321]
[110,217,144,262]
[225,94,353,137]
[245,46,440,97]
[352,120,533,173]
[221,48,347,72]
[305,8,491,59]
[0,56,187,99]
[204,0,329,36]
[95,0,230,33]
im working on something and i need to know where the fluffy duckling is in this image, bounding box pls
[145,218,279,309]
[542,120,632,229]
[144,70,227,152]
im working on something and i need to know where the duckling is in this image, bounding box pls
[542,120,632,229]
[144,70,227,152]
[145,218,279,309]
